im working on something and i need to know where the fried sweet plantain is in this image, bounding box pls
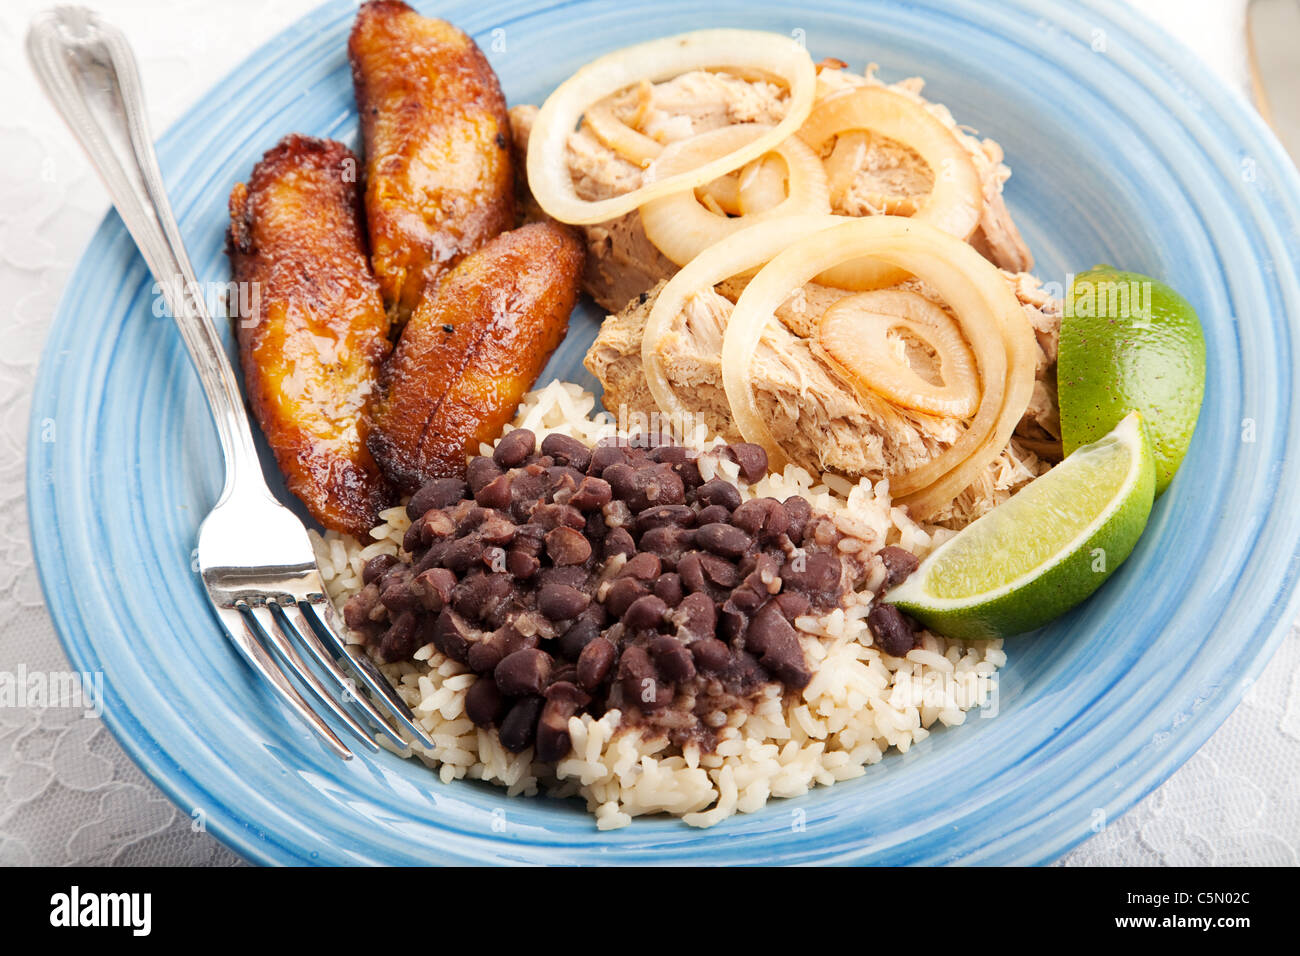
[368,222,585,491]
[349,0,515,321]
[227,134,396,536]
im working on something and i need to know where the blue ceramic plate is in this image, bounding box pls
[29,0,1300,865]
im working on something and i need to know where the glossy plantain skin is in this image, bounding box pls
[227,134,396,536]
[368,222,585,491]
[349,0,515,321]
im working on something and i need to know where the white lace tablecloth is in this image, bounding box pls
[1,0,1295,867]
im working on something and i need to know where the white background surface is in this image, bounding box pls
[1,0,1296,866]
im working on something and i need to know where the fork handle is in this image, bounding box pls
[27,6,265,498]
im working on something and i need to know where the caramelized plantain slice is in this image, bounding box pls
[227,134,396,536]
[349,0,515,321]
[368,222,585,491]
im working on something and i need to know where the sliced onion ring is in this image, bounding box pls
[798,87,983,291]
[526,30,817,225]
[817,289,979,418]
[722,216,1036,519]
[584,102,663,168]
[641,216,847,441]
[737,154,788,214]
[639,126,830,266]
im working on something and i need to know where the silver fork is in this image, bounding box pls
[27,6,434,758]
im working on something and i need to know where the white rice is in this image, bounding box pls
[310,380,1004,829]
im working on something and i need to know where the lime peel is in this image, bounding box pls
[885,412,1156,639]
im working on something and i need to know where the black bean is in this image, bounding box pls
[474,473,514,511]
[653,573,683,607]
[538,583,590,621]
[407,478,469,519]
[467,637,507,675]
[718,606,747,643]
[343,583,383,631]
[878,546,920,591]
[782,496,812,543]
[377,610,419,662]
[545,526,592,566]
[506,549,540,580]
[730,497,788,540]
[465,677,507,728]
[637,525,692,565]
[409,568,455,613]
[493,428,536,468]
[696,522,753,559]
[512,524,546,556]
[545,466,585,500]
[699,552,741,588]
[380,573,422,615]
[569,476,613,511]
[362,553,399,585]
[557,604,605,660]
[477,514,517,547]
[673,457,703,489]
[536,681,590,761]
[690,637,731,674]
[441,536,485,575]
[538,565,588,590]
[694,504,731,526]
[781,550,842,599]
[402,518,425,554]
[649,635,695,682]
[531,502,585,532]
[677,553,708,593]
[723,442,769,483]
[577,637,617,691]
[618,646,671,711]
[605,577,648,618]
[433,608,475,663]
[671,592,716,643]
[508,473,549,521]
[774,590,811,622]
[746,603,811,688]
[601,462,636,500]
[466,456,503,495]
[649,445,688,465]
[630,464,685,510]
[634,504,694,534]
[588,442,628,476]
[540,433,593,472]
[868,604,917,657]
[624,594,668,631]
[695,478,742,511]
[495,648,552,697]
[498,696,544,752]
[452,572,511,622]
[603,526,636,560]
[617,552,661,581]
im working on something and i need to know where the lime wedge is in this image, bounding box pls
[1059,265,1205,495]
[886,412,1156,639]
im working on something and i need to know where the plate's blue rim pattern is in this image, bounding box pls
[26,0,1300,866]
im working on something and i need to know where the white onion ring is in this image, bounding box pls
[817,289,980,418]
[639,126,830,266]
[799,87,984,290]
[584,102,663,167]
[737,154,788,214]
[721,216,1035,518]
[641,215,847,441]
[526,30,817,225]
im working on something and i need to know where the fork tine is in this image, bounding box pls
[302,599,438,750]
[280,601,411,751]
[214,605,353,760]
[248,603,380,753]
